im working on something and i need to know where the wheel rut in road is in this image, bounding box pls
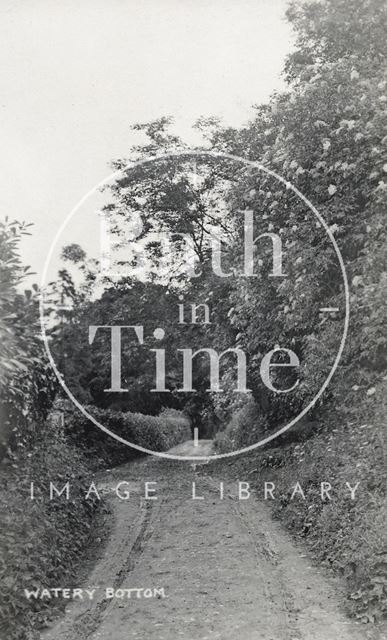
[42,441,379,640]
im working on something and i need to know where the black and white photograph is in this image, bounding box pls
[0,1,386,638]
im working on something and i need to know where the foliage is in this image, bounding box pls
[212,381,386,622]
[0,413,101,640]
[51,281,179,413]
[204,13,387,425]
[0,219,56,457]
[214,398,268,452]
[62,402,191,466]
[284,0,387,80]
[97,0,387,430]
[207,0,387,622]
[0,224,100,640]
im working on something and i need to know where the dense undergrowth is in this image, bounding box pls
[214,382,387,623]
[0,417,101,640]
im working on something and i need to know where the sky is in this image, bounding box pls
[0,0,294,283]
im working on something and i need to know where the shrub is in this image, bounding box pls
[214,398,268,453]
[62,402,191,467]
[0,414,100,640]
[216,380,387,622]
[0,219,56,458]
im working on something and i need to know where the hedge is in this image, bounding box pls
[61,402,191,466]
[0,415,101,640]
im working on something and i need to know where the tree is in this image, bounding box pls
[197,0,387,425]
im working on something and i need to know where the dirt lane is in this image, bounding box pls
[42,441,379,640]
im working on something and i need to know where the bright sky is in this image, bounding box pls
[0,0,293,281]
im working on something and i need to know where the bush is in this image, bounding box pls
[0,415,101,640]
[216,380,387,623]
[0,219,56,459]
[62,402,191,467]
[214,398,268,453]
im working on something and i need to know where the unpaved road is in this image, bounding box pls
[42,441,382,640]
